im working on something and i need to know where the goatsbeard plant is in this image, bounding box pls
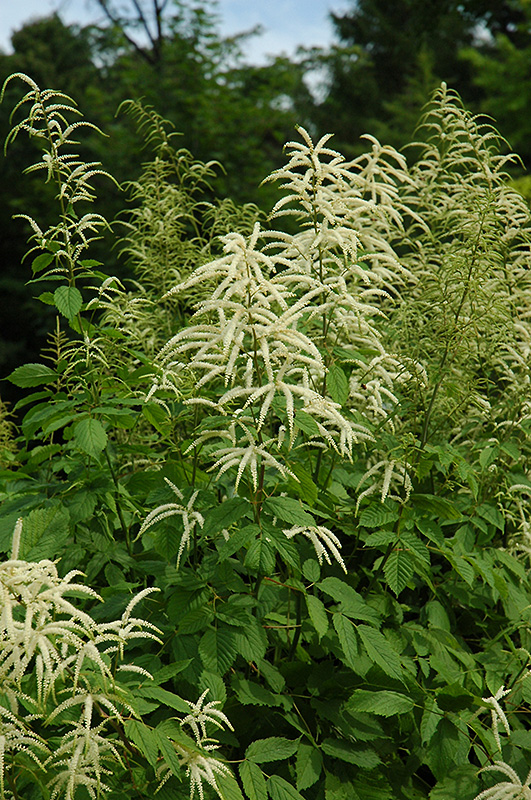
[4,71,531,800]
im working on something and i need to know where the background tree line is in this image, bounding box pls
[1,0,531,399]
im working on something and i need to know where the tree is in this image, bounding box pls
[312,0,529,154]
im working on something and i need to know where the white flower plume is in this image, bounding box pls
[284,525,347,572]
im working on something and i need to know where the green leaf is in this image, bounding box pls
[155,732,184,778]
[421,697,441,745]
[233,678,282,707]
[199,627,238,675]
[359,505,399,528]
[262,522,300,570]
[295,410,320,436]
[245,737,299,764]
[332,613,361,671]
[364,531,396,547]
[123,720,159,768]
[429,765,479,800]
[288,463,318,505]
[306,594,329,640]
[135,685,190,713]
[399,530,430,563]
[244,537,276,575]
[425,718,469,781]
[320,577,379,623]
[302,559,320,583]
[409,494,462,521]
[73,417,108,457]
[436,684,475,712]
[443,551,475,586]
[54,285,83,319]
[357,625,403,682]
[216,770,246,800]
[218,524,258,560]
[347,690,414,716]
[203,498,252,536]
[31,252,54,274]
[296,743,322,791]
[235,619,267,662]
[321,739,381,769]
[8,363,58,388]
[383,548,416,595]
[327,364,349,405]
[142,403,170,434]
[199,671,227,706]
[267,775,304,800]
[476,503,504,531]
[239,762,267,800]
[263,497,315,526]
[19,504,70,561]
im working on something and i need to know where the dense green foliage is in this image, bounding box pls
[3,69,531,800]
[3,0,531,392]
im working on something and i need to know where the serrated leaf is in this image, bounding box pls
[364,531,396,547]
[332,613,360,671]
[219,524,258,560]
[302,559,320,583]
[203,498,252,536]
[136,685,190,713]
[399,530,430,563]
[320,577,379,623]
[288,463,318,505]
[262,522,300,570]
[32,252,54,274]
[476,503,504,531]
[216,770,246,800]
[123,719,158,767]
[321,739,381,769]
[359,505,399,528]
[54,285,83,319]
[429,765,479,800]
[306,594,329,640]
[142,403,170,434]
[347,690,414,716]
[383,548,415,595]
[155,732,184,777]
[19,504,69,561]
[420,697,441,745]
[240,760,267,800]
[357,625,403,682]
[263,497,315,526]
[295,410,320,436]
[296,743,322,791]
[8,363,58,388]
[267,775,304,800]
[444,552,475,586]
[409,494,462,521]
[245,737,299,764]
[199,627,238,675]
[235,619,267,662]
[199,670,227,705]
[244,537,276,574]
[74,417,108,457]
[327,364,349,405]
[233,678,282,707]
[256,659,285,693]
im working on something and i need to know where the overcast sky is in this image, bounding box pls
[0,0,350,63]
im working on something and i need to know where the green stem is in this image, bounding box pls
[288,591,303,659]
[104,448,131,555]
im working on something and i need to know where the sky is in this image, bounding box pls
[0,0,351,63]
